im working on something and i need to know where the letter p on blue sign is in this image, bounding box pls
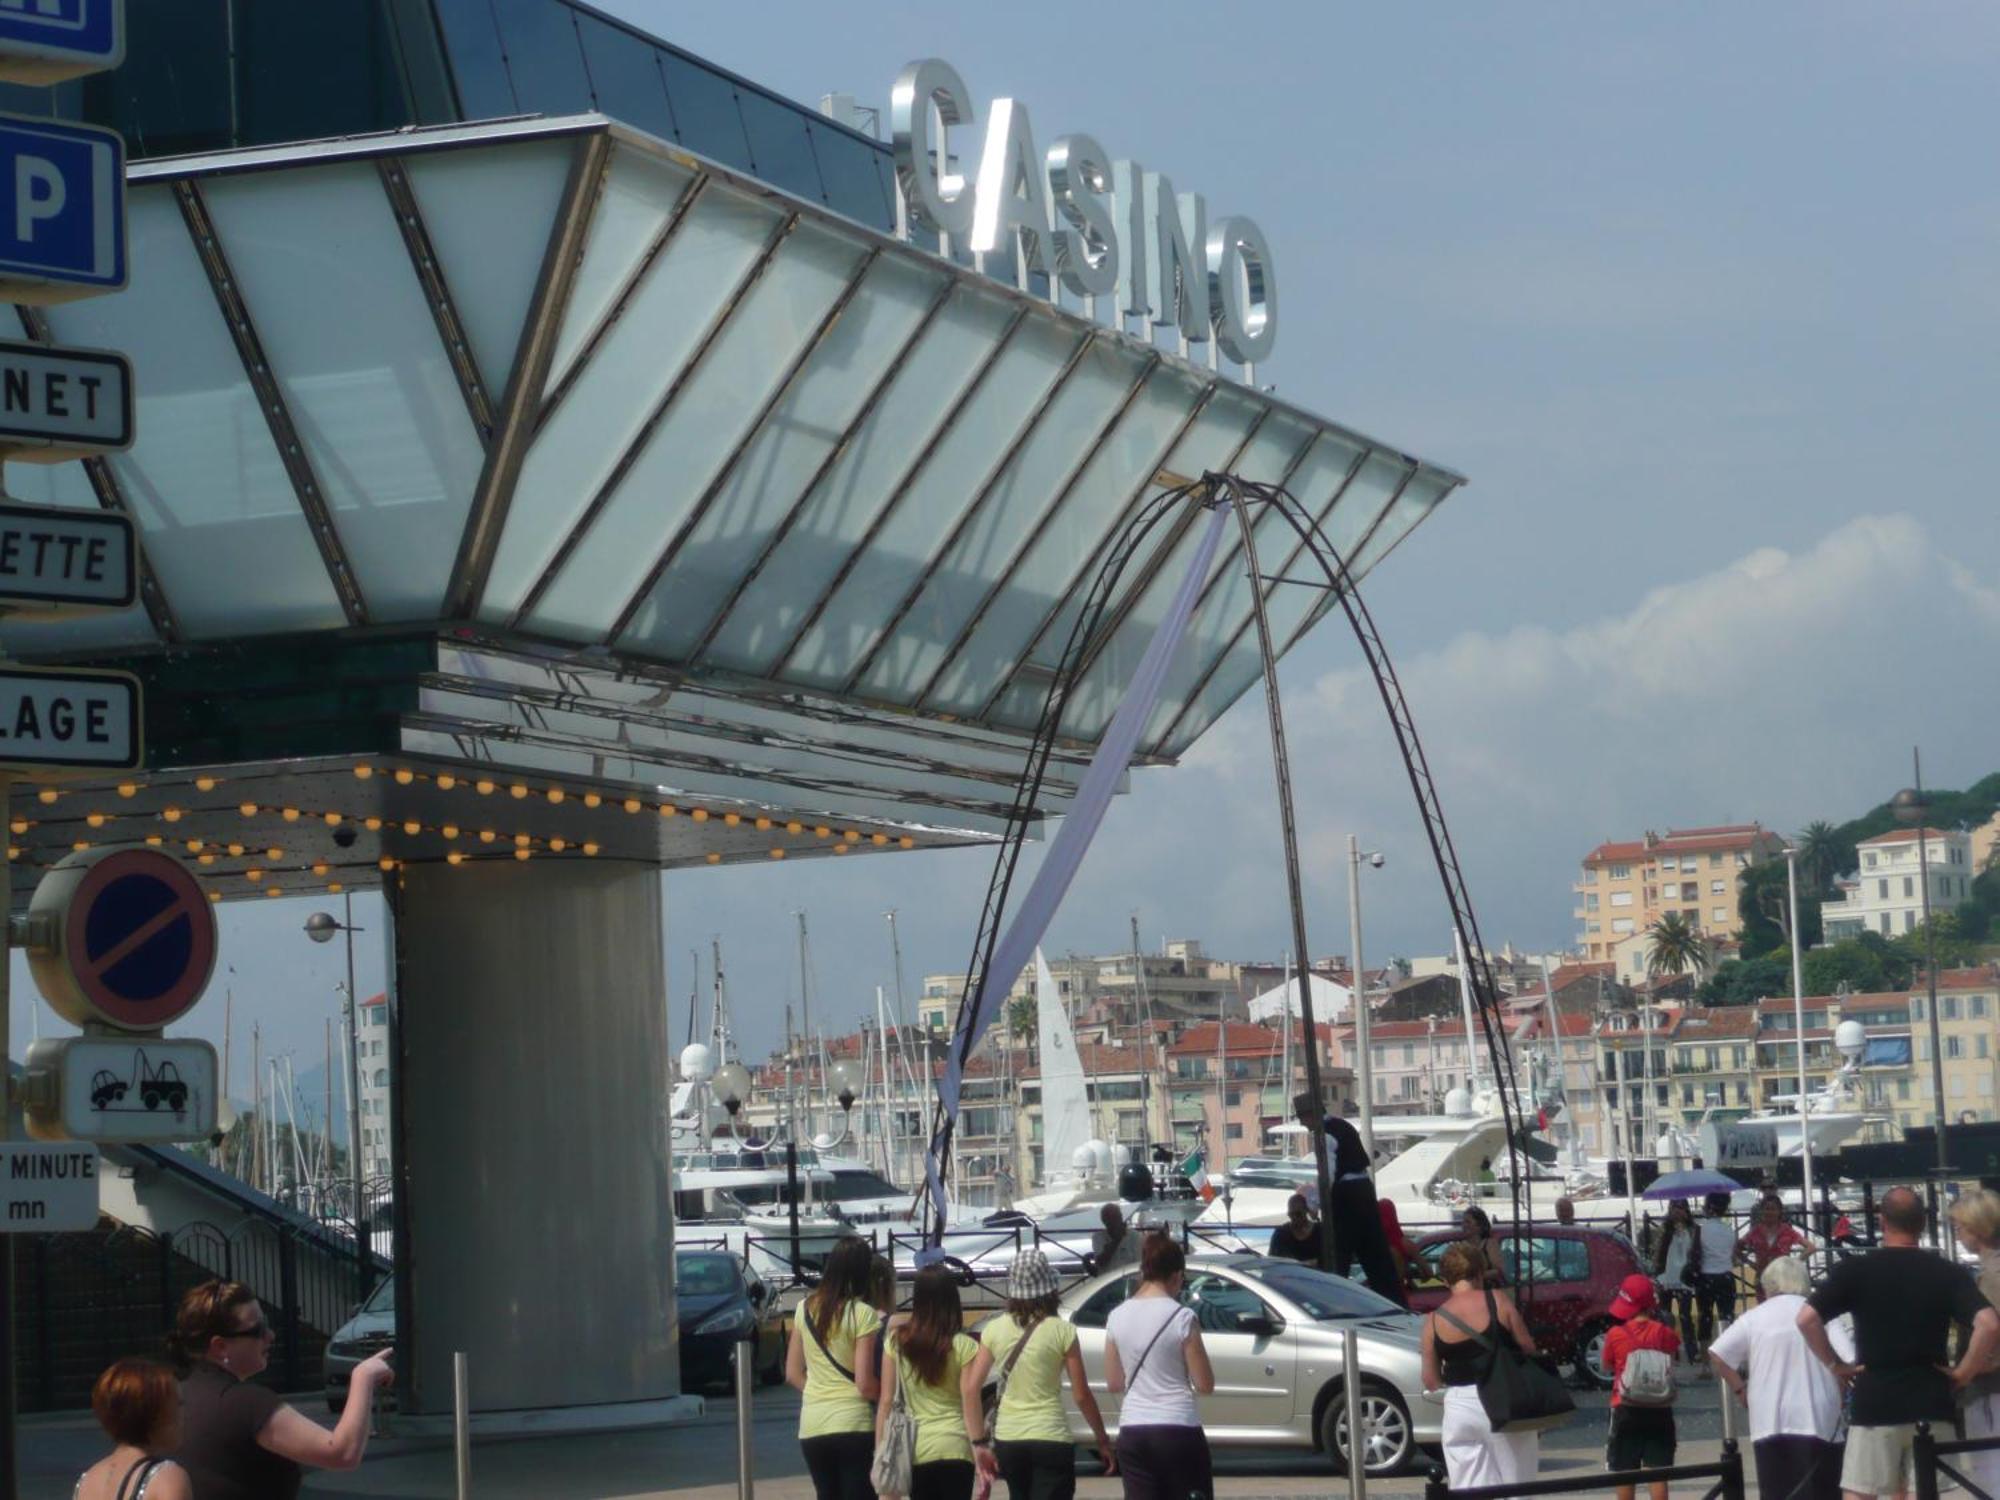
[0,112,123,303]
[0,0,123,87]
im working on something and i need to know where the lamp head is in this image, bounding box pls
[304,911,340,944]
[1367,851,1385,870]
[711,1062,752,1114]
[1891,787,1927,825]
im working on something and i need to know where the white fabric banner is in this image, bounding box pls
[925,504,1232,1227]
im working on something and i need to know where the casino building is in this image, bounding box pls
[1,2,1462,1422]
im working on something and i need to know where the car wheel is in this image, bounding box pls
[1321,1378,1414,1477]
[1576,1319,1615,1389]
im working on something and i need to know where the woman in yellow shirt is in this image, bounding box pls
[787,1237,882,1500]
[961,1249,1113,1500]
[878,1266,978,1500]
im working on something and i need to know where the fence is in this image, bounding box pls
[1913,1421,2000,1500]
[14,1214,383,1411]
[1423,1444,1746,1500]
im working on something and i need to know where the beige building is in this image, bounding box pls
[1575,823,1784,960]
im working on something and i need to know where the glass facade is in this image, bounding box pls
[0,0,895,234]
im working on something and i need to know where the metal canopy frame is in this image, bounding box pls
[38,114,1464,772]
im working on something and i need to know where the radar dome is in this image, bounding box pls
[679,1042,715,1081]
[1070,1143,1098,1173]
[1444,1087,1473,1118]
[1834,1020,1867,1059]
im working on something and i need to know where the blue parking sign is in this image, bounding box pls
[0,0,123,86]
[0,113,123,301]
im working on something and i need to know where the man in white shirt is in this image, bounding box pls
[1708,1256,1852,1500]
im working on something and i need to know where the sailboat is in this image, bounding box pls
[1009,948,1115,1218]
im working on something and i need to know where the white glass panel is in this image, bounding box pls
[1139,427,1361,746]
[525,218,868,638]
[856,337,1147,703]
[923,363,1204,717]
[1158,451,1415,753]
[983,385,1261,729]
[0,463,156,651]
[705,286,1019,676]
[43,186,343,637]
[1348,469,1453,576]
[788,316,1077,689]
[1057,400,1302,742]
[617,254,947,662]
[481,186,785,620]
[402,137,574,398]
[546,146,698,392]
[203,162,485,621]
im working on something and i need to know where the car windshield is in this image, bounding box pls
[1234,1260,1404,1320]
[676,1253,739,1296]
[362,1277,395,1315]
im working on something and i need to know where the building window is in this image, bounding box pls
[1225,1122,1243,1140]
[1709,853,1722,868]
[1948,1036,1963,1059]
[1402,1045,1415,1066]
[1945,997,1960,1021]
[1898,1078,1911,1100]
[1710,880,1726,895]
[1610,864,1631,879]
[1904,910,1916,933]
[1681,858,1698,873]
[1980,1034,1990,1060]
[1612,918,1635,935]
[1225,1088,1240,1107]
[1904,875,1914,898]
[1586,894,1599,912]
[1610,891,1633,908]
[1974,997,1989,1020]
[1877,880,1889,899]
[1912,997,1925,1020]
[1880,913,1892,936]
[1711,908,1728,923]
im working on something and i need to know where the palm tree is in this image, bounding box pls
[1795,820,1844,892]
[1645,911,1713,995]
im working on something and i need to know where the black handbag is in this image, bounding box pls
[1469,1288,1575,1433]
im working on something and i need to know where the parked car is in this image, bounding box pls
[677,1250,786,1392]
[1406,1224,1644,1387]
[324,1274,395,1412]
[1057,1253,1439,1477]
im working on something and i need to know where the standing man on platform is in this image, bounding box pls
[1797,1186,2000,1500]
[1299,1103,1407,1308]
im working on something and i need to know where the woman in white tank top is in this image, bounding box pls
[1103,1234,1215,1500]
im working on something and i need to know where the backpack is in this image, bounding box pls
[1616,1343,1677,1408]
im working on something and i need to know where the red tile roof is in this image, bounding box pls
[1857,827,1958,847]
[1653,824,1773,851]
[1585,840,1648,865]
[1167,1021,1283,1057]
[1023,1042,1155,1079]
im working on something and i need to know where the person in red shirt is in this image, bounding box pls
[1603,1274,1680,1500]
[1736,1195,1810,1298]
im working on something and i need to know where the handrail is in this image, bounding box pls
[1424,1443,1744,1500]
[1914,1420,2000,1500]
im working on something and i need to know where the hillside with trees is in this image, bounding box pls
[1696,771,2000,1005]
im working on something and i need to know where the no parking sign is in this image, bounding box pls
[27,847,216,1031]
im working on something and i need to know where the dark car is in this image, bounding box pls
[1406,1224,1645,1387]
[677,1250,784,1393]
[324,1274,395,1412]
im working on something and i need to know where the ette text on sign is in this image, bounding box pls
[0,501,134,609]
[0,663,138,769]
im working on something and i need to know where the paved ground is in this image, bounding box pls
[18,1369,1757,1499]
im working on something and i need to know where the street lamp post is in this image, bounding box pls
[1347,835,1385,1156]
[1892,752,1949,1179]
[304,897,370,1293]
[1783,846,1815,1245]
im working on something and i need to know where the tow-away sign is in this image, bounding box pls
[0,663,138,770]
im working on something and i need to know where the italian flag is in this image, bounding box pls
[1180,1145,1215,1201]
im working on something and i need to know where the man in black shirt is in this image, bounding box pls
[1268,1192,1323,1263]
[1798,1186,2000,1499]
[1295,1104,1408,1308]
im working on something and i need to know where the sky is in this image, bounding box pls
[14,3,2000,1099]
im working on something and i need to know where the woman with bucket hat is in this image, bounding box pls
[962,1248,1114,1500]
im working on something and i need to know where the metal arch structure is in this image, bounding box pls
[925,471,1528,1248]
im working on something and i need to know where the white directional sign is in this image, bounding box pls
[0,340,130,458]
[0,1141,97,1230]
[0,663,138,770]
[23,1035,218,1145]
[0,500,132,610]
[0,0,123,86]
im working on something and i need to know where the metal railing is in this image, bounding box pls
[1913,1421,2000,1500]
[1423,1443,1746,1500]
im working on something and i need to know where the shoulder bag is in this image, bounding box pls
[804,1304,857,1383]
[1470,1288,1575,1433]
[871,1343,917,1498]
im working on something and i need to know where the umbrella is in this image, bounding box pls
[1642,1168,1742,1202]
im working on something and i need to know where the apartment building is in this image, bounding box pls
[1908,967,2000,1120]
[1575,823,1784,960]
[1018,1042,1169,1187]
[1822,827,1978,941]
[1167,1021,1353,1166]
[1362,1017,1508,1114]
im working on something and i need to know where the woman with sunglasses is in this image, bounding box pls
[170,1278,395,1500]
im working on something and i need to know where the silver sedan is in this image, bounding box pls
[1059,1254,1439,1477]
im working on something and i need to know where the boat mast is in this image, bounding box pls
[1279,952,1293,1152]
[1130,914,1155,1155]
[795,911,816,1141]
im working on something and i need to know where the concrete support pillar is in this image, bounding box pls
[386,859,677,1422]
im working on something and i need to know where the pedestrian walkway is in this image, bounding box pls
[14,1375,1748,1499]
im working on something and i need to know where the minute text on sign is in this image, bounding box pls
[0,1142,96,1230]
[0,501,133,609]
[0,338,130,457]
[0,663,138,770]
